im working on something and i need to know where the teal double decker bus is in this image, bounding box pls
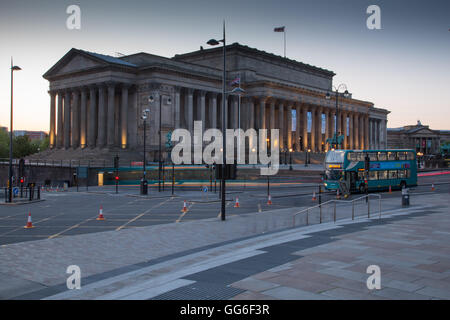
[323,149,418,193]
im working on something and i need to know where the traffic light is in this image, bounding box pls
[115,175,119,181]
[114,155,119,169]
[364,154,370,171]
[20,177,24,184]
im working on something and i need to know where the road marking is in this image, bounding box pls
[116,198,172,231]
[0,213,65,237]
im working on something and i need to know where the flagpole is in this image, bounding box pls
[284,28,286,58]
[238,73,241,163]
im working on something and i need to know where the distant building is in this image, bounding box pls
[0,126,7,133]
[387,121,449,155]
[14,130,47,141]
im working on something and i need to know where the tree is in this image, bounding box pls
[0,130,8,158]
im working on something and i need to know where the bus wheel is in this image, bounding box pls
[400,181,406,190]
[359,184,366,194]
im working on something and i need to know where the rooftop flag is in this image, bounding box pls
[274,26,287,57]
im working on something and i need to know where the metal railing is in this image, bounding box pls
[292,194,382,227]
[3,185,41,203]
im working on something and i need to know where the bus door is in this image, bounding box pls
[346,171,357,192]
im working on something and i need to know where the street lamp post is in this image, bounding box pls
[289,148,293,171]
[149,94,172,192]
[141,109,150,195]
[326,84,349,150]
[8,59,21,203]
[207,21,227,221]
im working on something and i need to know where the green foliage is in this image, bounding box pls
[0,130,9,158]
[0,132,49,159]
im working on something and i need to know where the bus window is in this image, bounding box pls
[378,170,388,180]
[368,153,378,161]
[397,152,407,160]
[369,171,377,180]
[347,152,358,161]
[398,170,406,178]
[407,152,415,160]
[388,170,398,179]
[378,152,387,161]
[387,152,396,161]
[406,170,411,178]
[357,152,365,161]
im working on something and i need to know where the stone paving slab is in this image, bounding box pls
[0,192,449,300]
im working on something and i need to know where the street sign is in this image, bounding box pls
[77,167,88,179]
[203,186,208,193]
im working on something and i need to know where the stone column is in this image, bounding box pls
[365,115,369,150]
[259,98,266,130]
[49,91,56,148]
[270,101,275,130]
[88,86,97,148]
[174,87,181,129]
[342,111,347,149]
[107,83,115,147]
[97,85,106,148]
[71,89,80,148]
[302,105,308,151]
[210,93,218,129]
[317,107,323,152]
[278,102,284,150]
[121,84,129,149]
[199,91,207,132]
[310,107,316,151]
[287,104,292,150]
[64,90,71,149]
[296,103,301,151]
[80,88,87,148]
[187,89,194,133]
[248,98,255,130]
[348,112,354,150]
[354,114,359,149]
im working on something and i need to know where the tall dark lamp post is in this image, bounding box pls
[8,59,21,203]
[140,108,150,195]
[149,94,172,192]
[289,148,293,171]
[207,21,227,221]
[325,84,349,150]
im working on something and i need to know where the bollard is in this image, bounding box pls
[402,187,410,207]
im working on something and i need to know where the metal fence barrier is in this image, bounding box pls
[292,194,382,228]
[3,185,41,203]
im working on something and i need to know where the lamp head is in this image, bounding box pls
[343,90,349,98]
[325,92,331,100]
[207,39,220,46]
[148,95,154,103]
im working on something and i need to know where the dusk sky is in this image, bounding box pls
[1,0,449,132]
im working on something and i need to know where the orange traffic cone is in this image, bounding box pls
[267,194,272,205]
[181,200,188,213]
[431,184,435,191]
[234,197,240,208]
[312,191,317,201]
[24,212,34,229]
[389,185,392,193]
[96,205,105,220]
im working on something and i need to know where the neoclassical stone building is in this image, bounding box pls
[43,43,389,160]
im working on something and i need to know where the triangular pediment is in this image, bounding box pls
[409,127,437,136]
[43,49,109,79]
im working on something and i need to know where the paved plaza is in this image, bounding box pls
[0,185,449,299]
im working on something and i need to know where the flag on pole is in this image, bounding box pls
[274,26,287,57]
[230,76,240,86]
[274,26,285,32]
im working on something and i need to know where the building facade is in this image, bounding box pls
[388,121,450,155]
[43,43,389,160]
